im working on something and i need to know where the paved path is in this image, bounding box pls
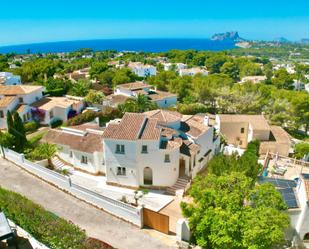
[0,158,177,249]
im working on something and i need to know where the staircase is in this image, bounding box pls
[51,157,68,170]
[165,176,190,196]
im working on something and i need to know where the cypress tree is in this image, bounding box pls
[6,111,14,135]
[12,112,27,152]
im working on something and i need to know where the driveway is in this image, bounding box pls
[0,158,177,249]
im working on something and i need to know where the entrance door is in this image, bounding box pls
[144,167,153,185]
[179,159,186,177]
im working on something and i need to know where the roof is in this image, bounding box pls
[117,82,150,90]
[180,140,201,156]
[270,126,291,144]
[31,97,82,111]
[43,128,103,153]
[144,109,182,125]
[147,90,177,101]
[15,104,28,114]
[0,85,43,95]
[105,94,129,105]
[103,113,161,140]
[0,96,16,108]
[181,114,210,138]
[219,114,271,131]
[160,137,183,150]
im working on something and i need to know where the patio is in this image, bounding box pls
[68,169,174,212]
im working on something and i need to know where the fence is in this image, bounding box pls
[3,148,143,227]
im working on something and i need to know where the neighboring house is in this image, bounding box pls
[43,123,104,174]
[102,110,220,188]
[240,75,267,84]
[67,68,90,83]
[163,63,187,71]
[128,62,157,77]
[217,114,291,156]
[274,64,296,74]
[259,174,309,248]
[179,67,209,76]
[106,81,177,108]
[31,96,84,126]
[0,85,44,129]
[0,72,21,85]
[293,80,305,91]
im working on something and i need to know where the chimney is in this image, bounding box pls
[204,115,209,126]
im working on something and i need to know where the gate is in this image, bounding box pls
[143,208,169,234]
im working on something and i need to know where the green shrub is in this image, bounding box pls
[51,119,63,128]
[0,187,86,249]
[66,111,99,126]
[44,88,66,97]
[26,143,57,161]
[294,142,309,159]
[24,121,39,133]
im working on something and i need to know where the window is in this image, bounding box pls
[69,151,73,158]
[240,127,245,134]
[50,110,54,119]
[0,111,4,118]
[18,97,23,103]
[141,145,148,154]
[117,167,126,176]
[239,140,243,145]
[116,144,125,154]
[164,154,170,163]
[23,114,27,122]
[81,155,88,164]
[27,112,30,120]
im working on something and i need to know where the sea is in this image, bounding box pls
[0,39,236,54]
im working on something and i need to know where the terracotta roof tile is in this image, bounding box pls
[103,113,146,140]
[139,118,161,140]
[0,96,16,108]
[117,82,150,90]
[0,85,44,95]
[144,109,182,124]
[43,128,103,153]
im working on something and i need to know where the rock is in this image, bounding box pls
[211,31,245,42]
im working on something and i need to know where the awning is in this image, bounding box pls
[0,212,13,241]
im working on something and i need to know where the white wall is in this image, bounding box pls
[19,89,44,105]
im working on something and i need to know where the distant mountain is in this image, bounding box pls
[273,37,290,43]
[300,39,309,44]
[211,31,245,42]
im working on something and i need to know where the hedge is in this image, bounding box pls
[0,187,112,249]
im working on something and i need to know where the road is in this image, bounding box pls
[0,158,177,249]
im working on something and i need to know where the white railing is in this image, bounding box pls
[3,148,143,227]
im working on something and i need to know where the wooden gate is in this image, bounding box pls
[143,208,169,234]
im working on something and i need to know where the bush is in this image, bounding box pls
[51,119,63,128]
[24,121,39,133]
[66,111,98,126]
[26,143,57,162]
[44,88,66,97]
[0,187,88,249]
[294,142,309,159]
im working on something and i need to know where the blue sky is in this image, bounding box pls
[1,0,309,46]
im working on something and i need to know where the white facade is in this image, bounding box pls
[163,63,187,71]
[128,63,157,77]
[179,67,209,77]
[103,111,220,188]
[0,72,21,85]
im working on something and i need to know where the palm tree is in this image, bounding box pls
[122,94,157,113]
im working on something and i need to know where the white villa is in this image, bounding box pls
[0,85,84,129]
[44,110,220,191]
[128,62,157,77]
[240,75,267,84]
[103,110,220,189]
[105,82,177,108]
[0,72,21,85]
[163,63,187,72]
[179,67,209,77]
